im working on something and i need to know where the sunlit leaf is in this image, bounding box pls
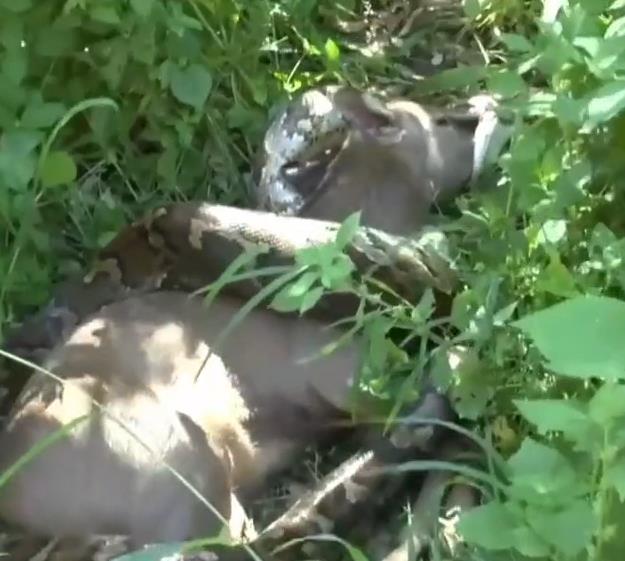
[500,33,533,52]
[603,455,625,501]
[525,500,596,557]
[534,253,579,298]
[335,211,361,250]
[458,501,522,550]
[584,80,625,131]
[588,383,625,425]
[542,0,565,22]
[487,69,528,99]
[514,295,625,380]
[40,150,77,188]
[514,399,592,436]
[508,437,577,494]
[324,38,340,62]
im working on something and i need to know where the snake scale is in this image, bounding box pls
[0,85,509,561]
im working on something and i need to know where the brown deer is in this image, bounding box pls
[255,86,505,235]
[0,291,366,546]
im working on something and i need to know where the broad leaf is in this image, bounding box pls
[169,63,213,110]
[0,129,43,190]
[534,253,579,298]
[584,80,625,131]
[487,69,528,99]
[603,454,625,501]
[129,0,154,17]
[335,211,361,250]
[508,437,576,495]
[525,500,596,557]
[457,501,521,550]
[588,382,625,425]
[514,399,592,436]
[21,100,67,129]
[270,271,322,314]
[514,295,625,380]
[324,38,340,62]
[40,150,77,187]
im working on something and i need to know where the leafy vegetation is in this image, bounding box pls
[4,0,625,560]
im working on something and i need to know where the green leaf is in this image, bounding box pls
[500,33,534,52]
[40,150,77,188]
[584,80,625,131]
[299,286,324,314]
[588,382,625,425]
[525,500,596,557]
[513,295,625,380]
[1,128,42,156]
[129,0,154,17]
[0,16,23,50]
[536,219,567,245]
[34,26,79,58]
[412,289,435,323]
[579,36,625,68]
[324,38,340,62]
[0,129,43,190]
[462,0,485,19]
[603,454,625,500]
[457,501,521,550]
[553,95,586,125]
[96,231,118,249]
[295,244,325,267]
[487,69,528,99]
[270,272,319,313]
[2,47,27,86]
[169,63,213,110]
[320,254,355,290]
[534,253,579,298]
[514,399,591,436]
[508,437,576,495]
[448,351,494,420]
[509,524,551,557]
[335,211,361,250]
[605,15,625,37]
[90,4,121,24]
[21,101,67,129]
[286,271,319,299]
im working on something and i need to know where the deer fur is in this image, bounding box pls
[0,291,361,546]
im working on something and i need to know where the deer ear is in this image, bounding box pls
[332,87,405,145]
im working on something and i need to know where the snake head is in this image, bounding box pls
[254,85,404,216]
[254,85,512,224]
